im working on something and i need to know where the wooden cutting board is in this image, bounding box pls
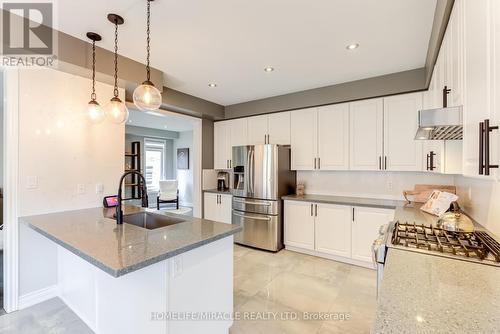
[403,184,457,204]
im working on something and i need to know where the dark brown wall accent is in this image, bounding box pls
[202,118,214,169]
[224,68,426,119]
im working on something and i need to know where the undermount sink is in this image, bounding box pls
[123,212,186,230]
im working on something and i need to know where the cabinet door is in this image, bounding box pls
[351,207,394,263]
[492,0,500,181]
[462,0,495,177]
[247,115,268,145]
[284,201,315,250]
[448,0,464,107]
[291,108,318,170]
[214,122,231,169]
[218,194,233,224]
[318,104,349,170]
[349,99,384,170]
[383,93,423,171]
[268,112,291,145]
[229,118,248,148]
[314,203,351,258]
[204,193,219,222]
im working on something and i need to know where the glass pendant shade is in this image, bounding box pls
[104,96,129,124]
[133,81,162,111]
[87,99,105,124]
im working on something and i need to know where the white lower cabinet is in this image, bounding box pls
[314,203,352,258]
[284,200,395,267]
[203,193,232,224]
[284,200,315,250]
[350,206,395,263]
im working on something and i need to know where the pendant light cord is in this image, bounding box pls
[113,20,119,98]
[146,0,151,82]
[91,40,96,101]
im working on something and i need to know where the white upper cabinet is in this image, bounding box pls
[491,0,500,181]
[229,118,248,148]
[268,112,291,145]
[247,112,291,145]
[291,108,318,170]
[318,104,350,170]
[383,93,423,171]
[350,98,384,171]
[247,115,268,145]
[214,121,231,170]
[462,0,498,178]
[214,118,248,169]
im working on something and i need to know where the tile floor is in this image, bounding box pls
[230,245,378,334]
[0,245,378,334]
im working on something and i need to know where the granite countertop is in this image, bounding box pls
[21,206,242,278]
[282,194,406,210]
[204,189,234,195]
[373,248,500,334]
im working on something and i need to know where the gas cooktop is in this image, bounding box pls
[389,221,500,267]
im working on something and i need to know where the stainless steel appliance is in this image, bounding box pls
[373,220,500,297]
[415,86,463,140]
[231,145,296,251]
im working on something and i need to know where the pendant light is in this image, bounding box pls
[86,32,105,124]
[133,0,162,111]
[104,14,129,124]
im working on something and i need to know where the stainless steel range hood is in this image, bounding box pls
[415,106,463,140]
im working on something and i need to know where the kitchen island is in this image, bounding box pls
[21,206,242,334]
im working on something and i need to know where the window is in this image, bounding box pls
[144,138,166,191]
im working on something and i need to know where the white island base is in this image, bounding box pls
[57,236,234,334]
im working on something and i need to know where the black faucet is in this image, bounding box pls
[116,171,149,224]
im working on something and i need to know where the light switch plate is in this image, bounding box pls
[77,184,85,195]
[26,176,38,189]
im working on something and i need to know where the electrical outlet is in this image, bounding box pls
[77,184,85,195]
[26,176,38,189]
[387,180,393,191]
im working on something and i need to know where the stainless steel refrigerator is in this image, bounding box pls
[231,145,296,251]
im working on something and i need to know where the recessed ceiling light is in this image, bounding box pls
[208,83,217,88]
[264,66,274,72]
[346,43,360,50]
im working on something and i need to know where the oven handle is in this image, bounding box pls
[233,211,271,221]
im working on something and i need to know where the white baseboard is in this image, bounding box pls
[19,285,58,310]
[285,245,375,270]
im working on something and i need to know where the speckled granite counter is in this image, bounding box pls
[20,206,241,277]
[282,194,405,210]
[373,248,500,333]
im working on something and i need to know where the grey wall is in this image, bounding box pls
[173,131,194,206]
[224,68,427,119]
[202,118,214,169]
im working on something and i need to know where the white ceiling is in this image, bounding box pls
[127,108,194,132]
[57,0,437,105]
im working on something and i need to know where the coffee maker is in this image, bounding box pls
[217,171,229,191]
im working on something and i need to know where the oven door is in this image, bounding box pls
[232,210,282,251]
